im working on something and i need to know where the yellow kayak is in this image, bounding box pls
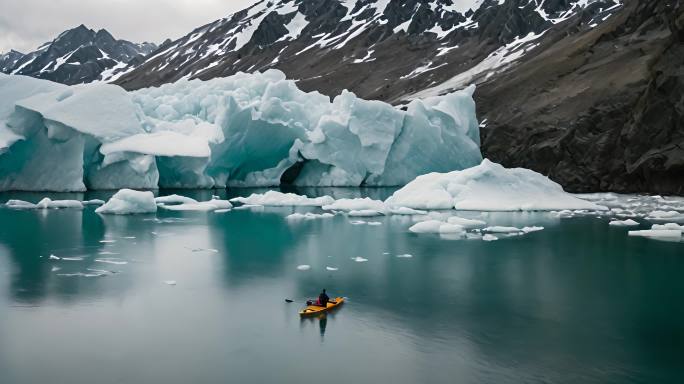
[299,297,344,316]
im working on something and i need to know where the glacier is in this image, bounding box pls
[0,70,481,191]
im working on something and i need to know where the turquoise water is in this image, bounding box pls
[0,189,683,384]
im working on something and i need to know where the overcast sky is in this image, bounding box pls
[0,0,259,53]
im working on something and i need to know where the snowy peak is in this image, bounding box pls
[3,25,158,85]
[114,0,623,96]
[0,50,25,73]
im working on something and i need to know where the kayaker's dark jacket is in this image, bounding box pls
[319,292,329,306]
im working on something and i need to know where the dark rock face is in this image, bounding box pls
[477,0,684,194]
[2,25,157,85]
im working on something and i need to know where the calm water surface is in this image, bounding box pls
[0,189,683,384]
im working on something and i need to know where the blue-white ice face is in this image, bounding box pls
[0,70,481,192]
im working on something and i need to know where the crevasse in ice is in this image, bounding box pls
[0,70,482,191]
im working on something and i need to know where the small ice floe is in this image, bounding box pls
[51,266,61,272]
[396,254,413,258]
[389,207,427,215]
[98,251,119,255]
[482,234,499,242]
[297,264,311,271]
[409,220,466,235]
[348,209,383,217]
[35,198,84,210]
[96,189,157,214]
[522,226,544,233]
[154,194,198,205]
[230,191,334,207]
[123,236,136,239]
[323,198,386,213]
[62,257,85,261]
[5,199,37,209]
[349,220,367,225]
[286,212,334,220]
[447,216,487,229]
[352,256,368,262]
[49,254,61,260]
[382,252,390,255]
[233,204,263,210]
[651,223,684,232]
[483,226,522,233]
[95,258,128,265]
[82,199,106,206]
[326,266,339,271]
[552,210,575,218]
[214,209,231,213]
[646,210,684,222]
[99,239,116,243]
[164,280,177,285]
[160,200,232,212]
[609,219,640,227]
[628,229,682,241]
[366,221,381,226]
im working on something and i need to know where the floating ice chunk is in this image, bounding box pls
[389,207,427,215]
[214,209,231,213]
[651,223,684,232]
[35,198,84,209]
[49,254,60,260]
[323,198,386,212]
[98,251,119,255]
[155,194,198,205]
[95,258,128,265]
[439,223,466,234]
[230,191,334,206]
[352,256,368,262]
[82,199,105,205]
[159,200,232,211]
[164,280,177,285]
[483,226,522,233]
[51,266,61,272]
[609,219,640,227]
[5,199,37,209]
[296,264,311,271]
[99,240,116,243]
[386,159,606,211]
[349,220,367,225]
[628,230,682,240]
[521,226,545,233]
[646,211,684,222]
[326,266,339,271]
[396,254,413,258]
[286,212,334,220]
[348,209,383,217]
[96,189,157,214]
[62,257,84,261]
[482,234,498,241]
[409,220,444,233]
[447,216,486,228]
[367,221,382,226]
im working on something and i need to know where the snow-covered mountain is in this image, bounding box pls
[115,0,622,101]
[2,25,157,85]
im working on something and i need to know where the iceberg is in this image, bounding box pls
[230,191,333,206]
[609,219,639,227]
[0,70,481,191]
[322,197,386,212]
[159,199,232,211]
[36,197,84,209]
[95,189,157,214]
[386,159,607,211]
[155,194,199,205]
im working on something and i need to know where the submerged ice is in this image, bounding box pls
[0,70,481,191]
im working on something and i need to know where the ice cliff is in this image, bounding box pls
[0,70,481,191]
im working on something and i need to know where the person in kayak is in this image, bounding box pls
[318,289,330,307]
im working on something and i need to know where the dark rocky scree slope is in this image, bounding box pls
[1,25,156,85]
[478,0,684,194]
